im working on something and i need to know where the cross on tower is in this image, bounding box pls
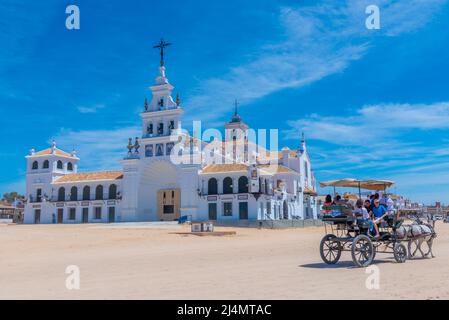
[153,38,171,66]
[234,99,239,115]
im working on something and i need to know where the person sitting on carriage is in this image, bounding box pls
[353,199,368,218]
[323,194,333,215]
[354,199,379,238]
[383,195,401,224]
[322,194,333,215]
[372,198,390,234]
[370,193,380,211]
[326,194,353,217]
[363,199,372,214]
[332,194,342,205]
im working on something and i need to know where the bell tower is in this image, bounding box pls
[25,141,79,203]
[224,99,248,142]
[136,39,184,159]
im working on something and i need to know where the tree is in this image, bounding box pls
[2,192,25,204]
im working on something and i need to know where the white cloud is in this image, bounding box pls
[286,101,449,146]
[184,0,447,123]
[287,101,449,204]
[380,0,448,36]
[77,104,105,114]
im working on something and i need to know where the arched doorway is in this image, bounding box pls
[223,177,233,194]
[138,160,180,221]
[208,178,218,195]
[238,176,248,193]
[283,200,289,219]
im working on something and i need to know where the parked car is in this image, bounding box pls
[433,214,444,221]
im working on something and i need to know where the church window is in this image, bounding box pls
[82,186,90,200]
[109,184,117,200]
[147,123,153,135]
[223,177,233,194]
[304,161,309,179]
[223,202,233,216]
[145,144,153,157]
[163,205,174,214]
[57,160,63,170]
[69,208,76,220]
[156,144,163,156]
[70,186,78,201]
[36,188,42,203]
[277,180,283,189]
[238,176,249,193]
[94,207,102,219]
[158,98,164,108]
[166,142,174,156]
[157,123,164,135]
[208,178,218,195]
[95,185,104,200]
[67,162,73,171]
[32,161,38,170]
[43,160,49,169]
[168,120,175,134]
[58,187,65,202]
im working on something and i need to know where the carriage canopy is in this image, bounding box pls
[319,179,394,191]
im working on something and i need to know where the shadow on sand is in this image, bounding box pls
[299,258,393,269]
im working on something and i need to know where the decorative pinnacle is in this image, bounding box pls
[144,98,149,111]
[134,137,140,154]
[176,93,180,106]
[127,138,133,154]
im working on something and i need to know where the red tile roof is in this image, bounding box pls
[258,164,296,174]
[201,164,248,173]
[53,171,123,183]
[31,148,76,158]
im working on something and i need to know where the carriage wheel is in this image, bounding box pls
[394,243,407,263]
[351,235,374,267]
[320,234,342,264]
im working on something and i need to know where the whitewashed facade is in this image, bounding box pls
[23,60,318,224]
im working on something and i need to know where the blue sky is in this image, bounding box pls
[1,0,449,204]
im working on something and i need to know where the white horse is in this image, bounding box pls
[396,217,436,259]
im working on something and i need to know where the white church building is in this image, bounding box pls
[23,44,318,224]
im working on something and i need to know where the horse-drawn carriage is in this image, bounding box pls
[320,210,408,267]
[318,179,436,268]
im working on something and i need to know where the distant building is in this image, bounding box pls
[0,201,23,223]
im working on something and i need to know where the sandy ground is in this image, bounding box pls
[0,222,448,300]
